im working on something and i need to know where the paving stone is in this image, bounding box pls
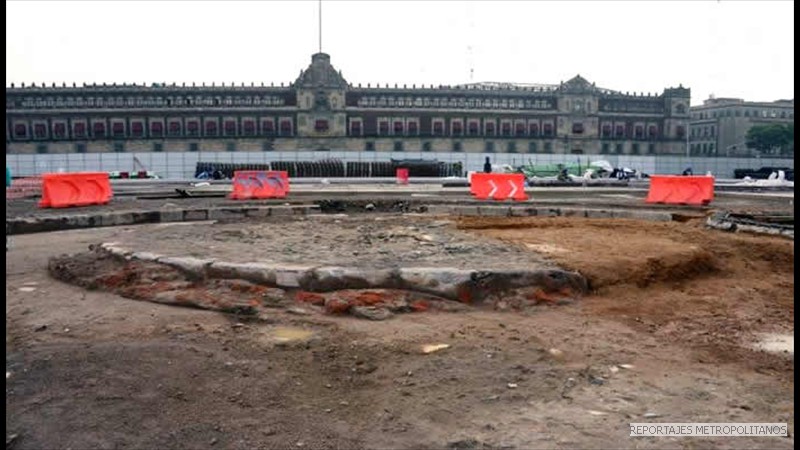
[183,209,208,221]
[159,210,183,223]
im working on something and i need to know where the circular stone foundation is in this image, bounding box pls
[49,215,589,320]
[112,215,555,270]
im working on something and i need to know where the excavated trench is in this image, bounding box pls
[43,208,793,352]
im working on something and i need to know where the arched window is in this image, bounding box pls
[13,123,28,139]
[205,120,218,136]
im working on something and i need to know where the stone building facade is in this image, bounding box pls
[689,97,794,157]
[6,53,692,156]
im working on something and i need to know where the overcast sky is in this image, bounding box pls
[6,0,794,106]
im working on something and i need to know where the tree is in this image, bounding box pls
[746,123,793,156]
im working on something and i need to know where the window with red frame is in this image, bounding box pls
[433,121,444,135]
[34,124,47,138]
[515,123,526,136]
[379,121,389,135]
[187,121,199,135]
[501,122,512,136]
[452,121,463,135]
[205,121,217,136]
[224,120,237,136]
[393,121,404,134]
[529,124,539,136]
[543,123,553,136]
[14,124,28,138]
[601,125,611,137]
[615,125,624,138]
[131,122,144,137]
[93,122,106,137]
[468,122,479,135]
[407,122,418,135]
[53,123,66,138]
[243,120,256,135]
[485,122,495,135]
[315,120,329,132]
[73,123,86,138]
[150,122,163,137]
[112,122,125,137]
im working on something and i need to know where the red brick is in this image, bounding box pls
[410,300,429,312]
[296,291,326,306]
[324,298,351,315]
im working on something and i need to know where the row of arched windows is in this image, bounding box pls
[8,95,287,109]
[355,96,554,110]
[10,117,295,141]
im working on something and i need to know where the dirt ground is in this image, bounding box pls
[107,215,556,270]
[6,214,794,449]
[456,216,794,376]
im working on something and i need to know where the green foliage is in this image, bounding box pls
[746,123,794,155]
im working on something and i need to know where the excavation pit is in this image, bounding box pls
[45,210,793,368]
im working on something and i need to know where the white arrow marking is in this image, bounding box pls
[508,180,518,198]
[488,180,498,197]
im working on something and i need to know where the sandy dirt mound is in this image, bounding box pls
[458,216,794,375]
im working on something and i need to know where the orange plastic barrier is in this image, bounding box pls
[470,173,528,201]
[38,172,113,208]
[645,175,714,206]
[396,168,409,185]
[229,170,289,200]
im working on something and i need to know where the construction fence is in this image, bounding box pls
[5,151,795,181]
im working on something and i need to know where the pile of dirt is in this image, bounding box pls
[457,216,795,375]
[629,248,719,288]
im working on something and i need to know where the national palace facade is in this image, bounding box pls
[6,53,692,156]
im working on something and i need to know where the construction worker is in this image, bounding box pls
[557,165,569,182]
